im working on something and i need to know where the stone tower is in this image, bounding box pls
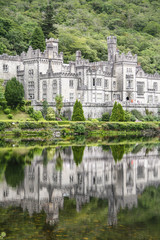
[107,36,117,62]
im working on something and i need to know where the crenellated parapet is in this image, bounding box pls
[116,51,137,63]
[0,53,21,61]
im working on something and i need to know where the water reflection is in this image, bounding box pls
[0,144,160,227]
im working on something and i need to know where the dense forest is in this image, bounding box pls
[1,0,160,73]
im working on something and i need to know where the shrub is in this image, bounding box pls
[71,123,86,134]
[8,114,13,119]
[4,108,10,114]
[45,107,55,120]
[33,111,43,121]
[13,128,21,137]
[131,109,144,121]
[27,106,34,115]
[86,121,99,131]
[19,106,25,112]
[101,112,110,121]
[0,100,7,109]
[25,100,31,106]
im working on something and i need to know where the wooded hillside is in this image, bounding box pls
[1,0,160,73]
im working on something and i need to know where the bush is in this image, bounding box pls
[13,128,21,137]
[8,114,13,119]
[131,109,144,121]
[45,107,55,121]
[27,106,34,115]
[4,108,10,114]
[33,111,43,121]
[71,123,86,134]
[124,111,136,122]
[86,121,99,131]
[101,112,110,121]
[19,106,25,112]
[25,100,31,106]
[0,100,7,109]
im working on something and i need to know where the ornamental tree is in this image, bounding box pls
[31,27,45,52]
[110,101,124,122]
[72,100,85,121]
[5,77,24,109]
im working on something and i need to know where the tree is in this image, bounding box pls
[41,100,49,119]
[72,146,85,166]
[55,95,63,117]
[30,27,45,52]
[111,145,125,162]
[5,77,24,109]
[110,102,124,122]
[72,100,85,121]
[41,1,58,38]
[45,107,55,120]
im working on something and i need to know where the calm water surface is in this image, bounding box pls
[0,142,160,239]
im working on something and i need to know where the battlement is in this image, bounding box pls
[46,38,59,44]
[0,53,21,61]
[147,72,160,79]
[107,36,117,45]
[116,51,137,63]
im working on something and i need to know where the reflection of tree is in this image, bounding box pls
[101,145,110,152]
[43,148,56,166]
[5,153,25,188]
[72,146,85,166]
[56,152,63,171]
[111,145,125,162]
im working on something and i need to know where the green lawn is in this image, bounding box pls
[0,110,30,121]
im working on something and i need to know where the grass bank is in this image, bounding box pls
[0,120,159,138]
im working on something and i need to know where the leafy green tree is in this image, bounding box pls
[72,146,85,166]
[55,95,63,117]
[110,102,124,122]
[72,100,85,121]
[5,77,24,109]
[41,100,48,119]
[30,27,45,52]
[45,107,55,120]
[41,1,58,38]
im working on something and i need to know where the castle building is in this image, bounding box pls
[0,36,160,118]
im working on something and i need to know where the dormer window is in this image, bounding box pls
[3,64,8,72]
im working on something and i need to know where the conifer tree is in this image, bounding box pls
[41,1,58,38]
[110,101,125,122]
[31,27,45,52]
[72,100,85,121]
[110,101,118,121]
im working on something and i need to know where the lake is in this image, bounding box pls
[0,140,160,239]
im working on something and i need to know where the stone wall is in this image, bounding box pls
[32,100,160,119]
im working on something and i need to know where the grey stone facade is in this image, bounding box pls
[0,36,160,118]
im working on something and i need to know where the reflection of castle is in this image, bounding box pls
[0,146,160,225]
